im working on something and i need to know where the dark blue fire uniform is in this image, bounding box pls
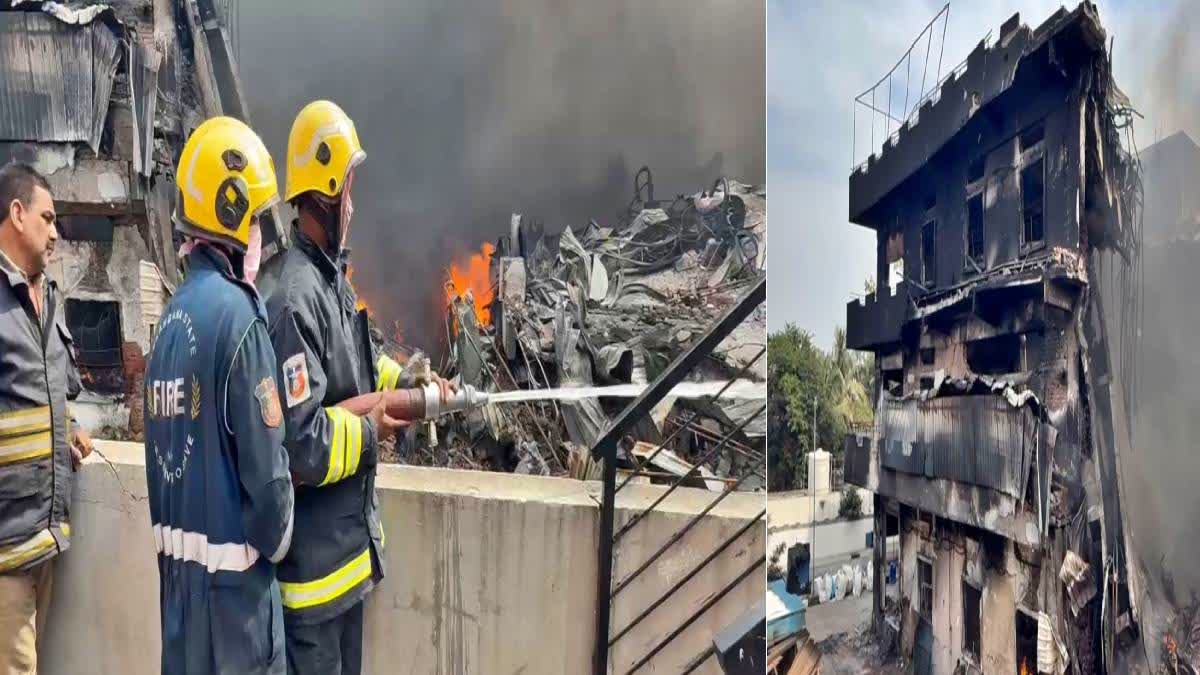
[144,245,295,674]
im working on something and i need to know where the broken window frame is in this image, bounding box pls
[57,215,115,242]
[1015,607,1039,674]
[965,189,985,274]
[919,347,935,365]
[921,218,937,288]
[65,299,123,368]
[961,579,982,662]
[965,334,1023,375]
[1018,122,1047,253]
[918,556,934,621]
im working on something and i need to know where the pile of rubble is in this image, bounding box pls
[1161,602,1200,675]
[382,169,766,484]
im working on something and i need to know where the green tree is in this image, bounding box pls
[768,324,876,492]
[767,543,787,582]
[767,325,844,491]
[838,487,864,520]
[829,326,873,429]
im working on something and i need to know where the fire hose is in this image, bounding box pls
[334,383,490,422]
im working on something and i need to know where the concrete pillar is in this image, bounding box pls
[808,449,831,494]
[980,542,1018,673]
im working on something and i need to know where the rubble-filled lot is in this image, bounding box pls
[375,170,766,485]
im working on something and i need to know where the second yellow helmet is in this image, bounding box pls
[284,100,366,203]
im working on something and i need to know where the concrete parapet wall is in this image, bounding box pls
[41,441,763,674]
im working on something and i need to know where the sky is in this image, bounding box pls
[767,0,1199,348]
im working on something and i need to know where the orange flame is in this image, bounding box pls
[346,265,373,317]
[446,242,496,326]
[1019,657,1032,675]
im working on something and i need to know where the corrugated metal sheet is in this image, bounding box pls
[879,393,1036,498]
[134,41,161,176]
[880,396,923,475]
[843,433,871,488]
[138,260,167,340]
[0,12,120,150]
[0,15,37,139]
[90,19,119,151]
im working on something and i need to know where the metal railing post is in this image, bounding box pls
[591,278,765,675]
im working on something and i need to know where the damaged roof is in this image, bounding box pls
[0,5,122,151]
[849,2,1107,224]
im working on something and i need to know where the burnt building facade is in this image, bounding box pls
[0,0,267,435]
[843,4,1147,673]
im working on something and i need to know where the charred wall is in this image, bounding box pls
[865,69,1083,300]
[0,1,209,435]
[847,4,1146,671]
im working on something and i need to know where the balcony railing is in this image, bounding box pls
[845,281,913,351]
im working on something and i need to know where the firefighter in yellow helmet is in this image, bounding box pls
[257,101,448,675]
[144,116,294,674]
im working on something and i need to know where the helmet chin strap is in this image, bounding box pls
[338,168,355,251]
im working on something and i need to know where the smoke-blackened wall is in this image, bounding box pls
[235,0,764,350]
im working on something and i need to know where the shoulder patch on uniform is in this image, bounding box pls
[282,353,312,408]
[255,377,283,428]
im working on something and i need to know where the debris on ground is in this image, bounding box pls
[1160,601,1200,675]
[816,627,905,675]
[372,168,766,483]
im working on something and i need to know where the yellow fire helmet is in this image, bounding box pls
[283,100,366,203]
[174,116,279,252]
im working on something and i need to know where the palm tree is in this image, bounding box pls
[829,327,872,429]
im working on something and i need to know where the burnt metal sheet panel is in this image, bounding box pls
[843,434,871,488]
[0,13,119,148]
[880,394,1035,498]
[0,14,38,140]
[90,19,119,151]
[134,41,160,176]
[880,396,923,475]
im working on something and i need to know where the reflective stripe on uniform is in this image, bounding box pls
[0,431,52,466]
[345,410,362,477]
[321,407,363,485]
[0,529,57,573]
[278,547,372,610]
[0,406,51,438]
[375,355,402,392]
[152,523,261,573]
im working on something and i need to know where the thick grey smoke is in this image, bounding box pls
[1098,0,1200,627]
[234,0,764,350]
[1142,3,1200,142]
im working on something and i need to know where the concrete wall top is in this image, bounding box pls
[96,440,762,519]
[42,441,764,675]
